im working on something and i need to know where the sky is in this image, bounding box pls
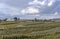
[0,0,60,19]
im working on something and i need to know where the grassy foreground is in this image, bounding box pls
[0,21,60,39]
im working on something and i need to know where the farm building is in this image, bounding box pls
[6,18,15,21]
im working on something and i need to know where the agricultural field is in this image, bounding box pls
[0,21,60,39]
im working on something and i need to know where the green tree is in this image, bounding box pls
[14,17,18,21]
[3,18,7,21]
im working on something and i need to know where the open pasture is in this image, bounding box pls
[0,21,60,39]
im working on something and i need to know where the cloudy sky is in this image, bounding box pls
[0,0,60,19]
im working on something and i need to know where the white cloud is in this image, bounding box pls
[28,0,46,6]
[40,1,46,5]
[54,12,58,15]
[48,0,55,7]
[21,7,39,15]
[21,0,56,16]
[28,0,40,5]
[50,12,58,16]
[24,0,46,15]
[28,0,56,7]
[0,3,20,16]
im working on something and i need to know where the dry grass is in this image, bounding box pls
[0,21,60,39]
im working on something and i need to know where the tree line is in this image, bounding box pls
[0,17,54,22]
